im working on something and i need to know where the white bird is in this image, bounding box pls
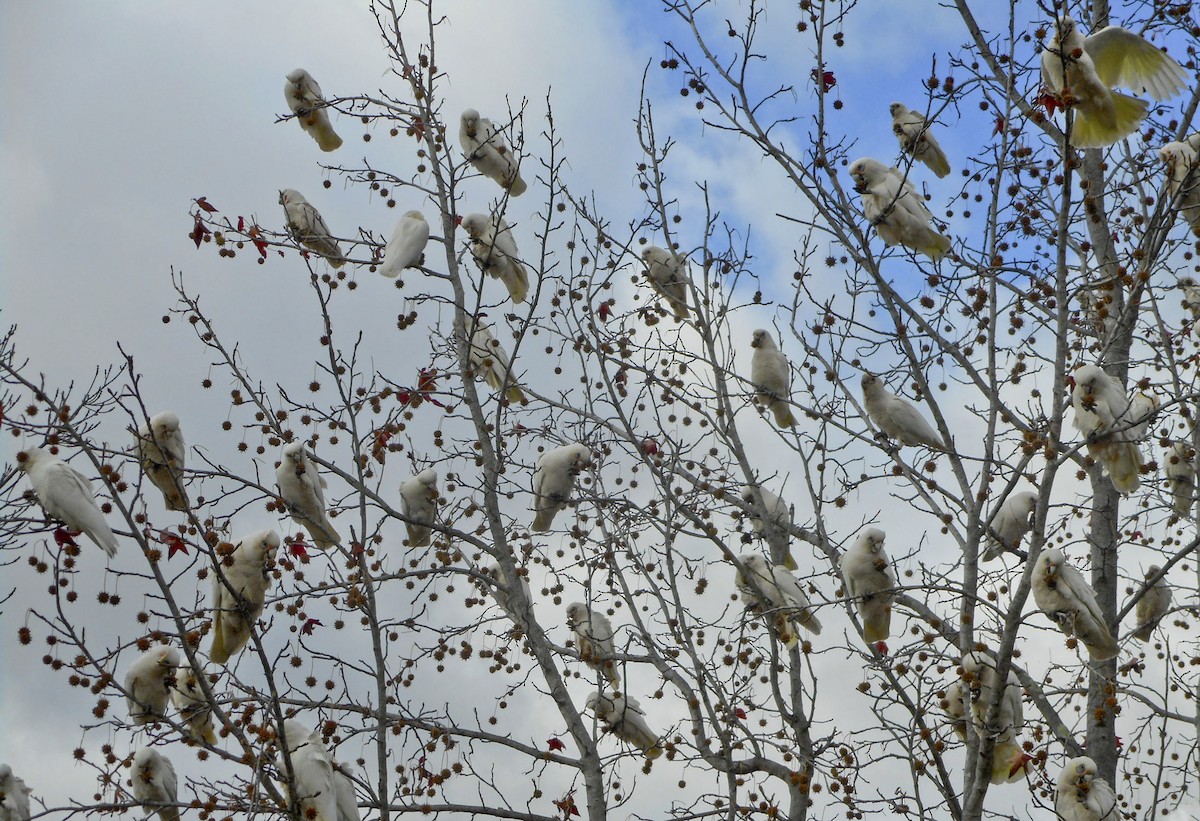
[566,602,621,688]
[889,102,950,178]
[960,651,1030,784]
[1130,565,1172,642]
[750,329,796,428]
[134,412,189,512]
[484,561,533,623]
[740,484,798,570]
[531,442,592,532]
[466,318,526,404]
[585,691,663,760]
[131,748,179,821]
[1071,364,1144,493]
[281,720,338,821]
[0,764,32,821]
[459,109,527,196]
[172,661,217,745]
[1161,138,1200,235]
[734,554,822,646]
[1032,547,1119,661]
[981,491,1038,562]
[284,69,342,152]
[18,446,118,558]
[1178,276,1200,318]
[940,681,968,742]
[280,189,345,268]
[1164,441,1195,517]
[640,246,690,320]
[461,213,529,304]
[332,761,361,821]
[125,646,181,726]
[848,157,950,259]
[1041,14,1187,148]
[1055,756,1118,821]
[378,211,429,278]
[1126,391,1160,442]
[840,528,895,647]
[861,372,946,450]
[398,468,438,547]
[277,442,340,549]
[210,529,280,665]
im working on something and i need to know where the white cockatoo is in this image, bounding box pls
[734,554,822,646]
[18,446,119,557]
[280,189,345,268]
[981,491,1038,562]
[1041,15,1187,148]
[566,602,621,688]
[461,213,529,304]
[1161,137,1200,234]
[1131,565,1172,642]
[840,528,895,647]
[1165,442,1195,517]
[398,468,438,547]
[134,412,189,512]
[130,748,179,821]
[172,661,217,745]
[531,442,592,532]
[377,211,429,278]
[1055,756,1118,821]
[1032,547,1119,661]
[210,529,280,665]
[940,681,968,742]
[281,720,338,821]
[1126,391,1160,442]
[466,318,526,404]
[750,329,796,428]
[277,442,340,549]
[459,109,527,196]
[861,372,946,450]
[332,761,360,821]
[1070,364,1144,493]
[284,69,342,152]
[960,651,1031,784]
[848,157,951,259]
[740,484,798,570]
[585,691,663,759]
[0,764,32,821]
[889,102,950,178]
[484,561,533,623]
[1178,276,1200,318]
[640,246,690,320]
[125,646,181,726]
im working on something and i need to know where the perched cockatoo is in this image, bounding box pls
[585,691,663,759]
[531,442,592,532]
[1032,547,1119,661]
[281,720,338,821]
[940,681,968,742]
[378,211,429,278]
[1126,391,1160,441]
[740,484,798,570]
[960,651,1031,784]
[461,213,529,304]
[1070,364,1144,493]
[839,528,895,647]
[332,761,361,821]
[1055,756,1117,821]
[18,446,119,557]
[1164,441,1196,517]
[466,319,526,404]
[981,491,1038,562]
[130,748,179,821]
[734,554,822,646]
[1161,138,1200,234]
[1178,276,1200,318]
[172,661,217,745]
[640,246,690,320]
[210,529,280,665]
[398,469,438,547]
[134,412,189,512]
[889,102,950,178]
[284,69,342,152]
[484,562,533,622]
[1041,15,1187,148]
[750,329,796,428]
[848,157,951,259]
[280,189,345,268]
[566,602,621,688]
[125,646,181,726]
[459,109,527,196]
[1130,565,1172,642]
[277,442,340,549]
[861,372,946,450]
[0,764,32,821]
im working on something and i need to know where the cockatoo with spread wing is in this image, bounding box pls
[585,691,663,759]
[134,412,188,512]
[961,651,1031,784]
[461,213,529,304]
[1041,15,1187,148]
[566,602,621,688]
[1055,756,1117,821]
[460,109,527,196]
[378,211,429,278]
[277,442,340,549]
[172,661,217,745]
[1161,136,1200,234]
[840,528,895,647]
[125,646,181,726]
[284,69,342,152]
[889,102,950,178]
[1131,565,1172,642]
[1165,442,1195,517]
[399,468,438,547]
[981,491,1038,562]
[640,246,690,320]
[281,720,338,821]
[467,319,526,404]
[485,562,533,622]
[131,748,179,821]
[1071,364,1144,493]
[848,157,950,259]
[740,484,798,570]
[750,329,796,428]
[531,442,592,532]
[19,446,118,557]
[0,764,32,821]
[1032,547,1119,661]
[861,372,946,450]
[735,554,822,646]
[210,529,280,665]
[940,681,968,742]
[280,189,345,268]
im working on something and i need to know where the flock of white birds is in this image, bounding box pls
[2,12,1197,821]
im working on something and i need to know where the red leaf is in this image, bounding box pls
[54,527,81,549]
[195,197,218,214]
[375,430,393,449]
[301,618,323,636]
[1035,92,1061,116]
[189,217,211,250]
[733,707,747,720]
[546,736,566,751]
[160,532,188,558]
[597,302,612,321]
[992,116,1006,136]
[412,117,426,139]
[253,238,269,259]
[454,214,464,227]
[288,538,310,561]
[641,438,659,456]
[874,640,890,656]
[237,216,245,232]
[810,68,836,92]
[553,793,579,819]
[396,391,412,405]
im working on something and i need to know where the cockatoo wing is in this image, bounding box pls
[38,461,120,557]
[1085,27,1188,100]
[378,212,429,278]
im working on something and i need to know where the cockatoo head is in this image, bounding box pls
[888,102,906,118]
[565,602,586,628]
[1144,565,1162,581]
[417,468,438,494]
[750,329,774,349]
[848,158,886,193]
[567,443,593,473]
[860,372,880,392]
[404,210,426,223]
[152,412,180,437]
[0,764,12,784]
[281,719,316,753]
[461,213,487,239]
[278,189,299,206]
[584,690,615,717]
[1052,14,1077,44]
[132,747,160,781]
[1060,755,1097,790]
[16,446,47,472]
[740,485,758,506]
[861,527,886,553]
[282,441,307,468]
[460,109,481,137]
[1040,547,1063,581]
